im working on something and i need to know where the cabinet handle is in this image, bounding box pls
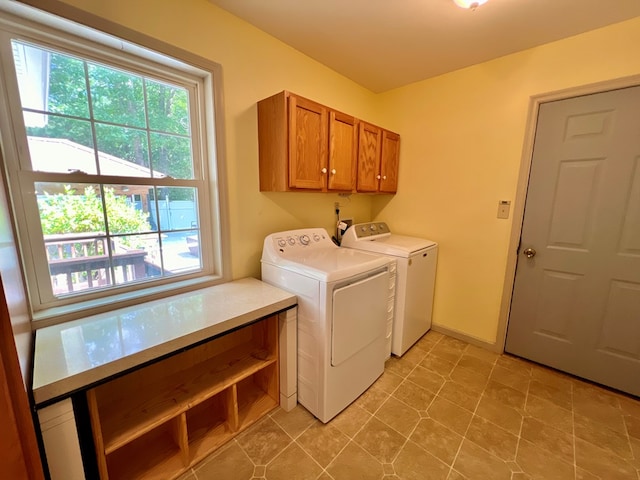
[331,169,337,175]
[377,175,381,180]
[382,175,387,180]
[321,168,327,174]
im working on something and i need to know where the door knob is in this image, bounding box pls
[523,248,536,258]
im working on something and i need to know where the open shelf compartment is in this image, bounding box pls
[186,387,235,464]
[237,363,279,430]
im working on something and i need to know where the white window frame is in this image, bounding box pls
[0,2,230,325]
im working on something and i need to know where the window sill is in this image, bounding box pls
[32,275,226,328]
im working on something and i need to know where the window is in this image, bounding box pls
[0,5,228,319]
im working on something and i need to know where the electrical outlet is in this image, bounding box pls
[497,200,511,219]
[342,218,353,228]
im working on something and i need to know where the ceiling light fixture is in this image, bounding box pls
[453,0,489,9]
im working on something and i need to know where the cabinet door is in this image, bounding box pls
[328,111,357,191]
[288,95,328,190]
[379,130,400,193]
[356,122,382,192]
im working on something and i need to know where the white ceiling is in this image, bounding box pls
[208,0,640,93]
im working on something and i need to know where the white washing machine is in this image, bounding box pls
[341,222,438,357]
[261,228,393,423]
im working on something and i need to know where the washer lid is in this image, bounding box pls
[343,233,436,257]
[261,228,390,282]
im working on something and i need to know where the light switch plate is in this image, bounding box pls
[497,200,511,219]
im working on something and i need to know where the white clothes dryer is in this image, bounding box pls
[261,228,393,423]
[341,222,438,357]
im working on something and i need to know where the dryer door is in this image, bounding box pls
[331,270,388,366]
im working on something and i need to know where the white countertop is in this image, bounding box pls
[32,277,297,405]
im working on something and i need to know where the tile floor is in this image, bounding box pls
[180,331,640,480]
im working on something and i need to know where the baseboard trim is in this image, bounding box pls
[430,324,501,354]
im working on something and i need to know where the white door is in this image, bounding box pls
[505,86,640,396]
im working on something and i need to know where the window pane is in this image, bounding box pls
[95,124,151,176]
[146,79,190,136]
[154,187,198,231]
[103,185,155,234]
[150,132,194,179]
[112,233,161,285]
[88,64,146,128]
[26,118,95,173]
[12,42,90,120]
[36,182,110,296]
[160,230,201,276]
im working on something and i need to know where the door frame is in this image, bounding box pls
[495,74,640,353]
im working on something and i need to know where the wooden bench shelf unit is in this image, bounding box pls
[87,315,280,480]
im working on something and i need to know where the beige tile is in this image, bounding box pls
[576,467,600,480]
[265,442,322,480]
[438,380,482,412]
[483,380,526,410]
[330,403,372,438]
[463,344,499,364]
[355,384,390,413]
[270,405,315,439]
[520,417,574,464]
[456,354,494,377]
[528,379,572,411]
[630,436,640,469]
[392,440,449,480]
[573,380,621,409]
[516,438,575,480]
[253,465,266,476]
[410,418,463,465]
[530,365,573,392]
[420,354,456,376]
[495,354,533,375]
[196,442,254,479]
[453,439,512,480]
[449,365,490,392]
[374,370,404,394]
[354,417,406,463]
[393,379,436,411]
[574,413,633,460]
[407,365,445,394]
[401,346,428,366]
[316,473,333,480]
[385,356,415,378]
[619,395,640,419]
[176,469,196,480]
[430,343,465,364]
[447,470,468,480]
[511,474,532,480]
[326,441,384,480]
[438,336,469,352]
[574,396,627,433]
[474,395,523,435]
[524,393,573,433]
[575,437,638,480]
[625,414,640,440]
[489,365,530,393]
[413,331,444,352]
[383,462,395,475]
[427,396,473,435]
[236,417,292,465]
[465,415,518,461]
[375,396,421,437]
[297,421,349,467]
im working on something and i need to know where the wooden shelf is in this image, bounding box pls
[106,419,185,480]
[88,315,280,480]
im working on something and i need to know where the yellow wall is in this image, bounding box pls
[374,16,640,344]
[13,1,640,345]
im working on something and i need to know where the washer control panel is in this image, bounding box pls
[265,228,332,257]
[346,222,391,240]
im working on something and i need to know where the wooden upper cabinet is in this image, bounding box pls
[258,91,398,193]
[328,111,358,191]
[356,123,400,193]
[379,130,400,193]
[258,91,356,192]
[288,95,328,189]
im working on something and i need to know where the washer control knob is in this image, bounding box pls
[370,224,377,231]
[313,234,321,242]
[277,239,286,247]
[287,237,295,246]
[300,234,310,245]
